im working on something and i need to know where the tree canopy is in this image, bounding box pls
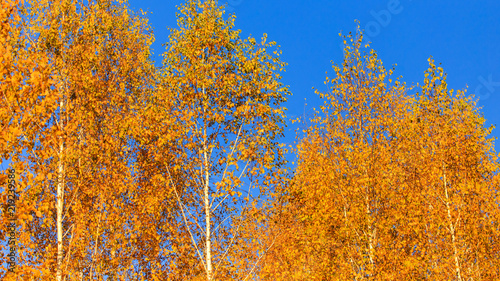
[1,1,498,280]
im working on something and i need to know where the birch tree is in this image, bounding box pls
[146,0,289,279]
[259,31,500,280]
[1,0,155,279]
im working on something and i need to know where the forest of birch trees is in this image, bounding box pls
[1,0,499,280]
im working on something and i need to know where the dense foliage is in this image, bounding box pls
[1,0,498,280]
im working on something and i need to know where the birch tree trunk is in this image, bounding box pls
[443,164,462,281]
[56,98,65,281]
[203,84,213,281]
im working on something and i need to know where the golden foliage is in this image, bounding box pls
[260,30,500,280]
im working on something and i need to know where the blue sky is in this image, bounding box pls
[128,0,500,151]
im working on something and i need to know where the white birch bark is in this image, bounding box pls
[443,164,462,281]
[56,98,65,281]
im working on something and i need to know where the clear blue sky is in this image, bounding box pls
[128,0,500,151]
